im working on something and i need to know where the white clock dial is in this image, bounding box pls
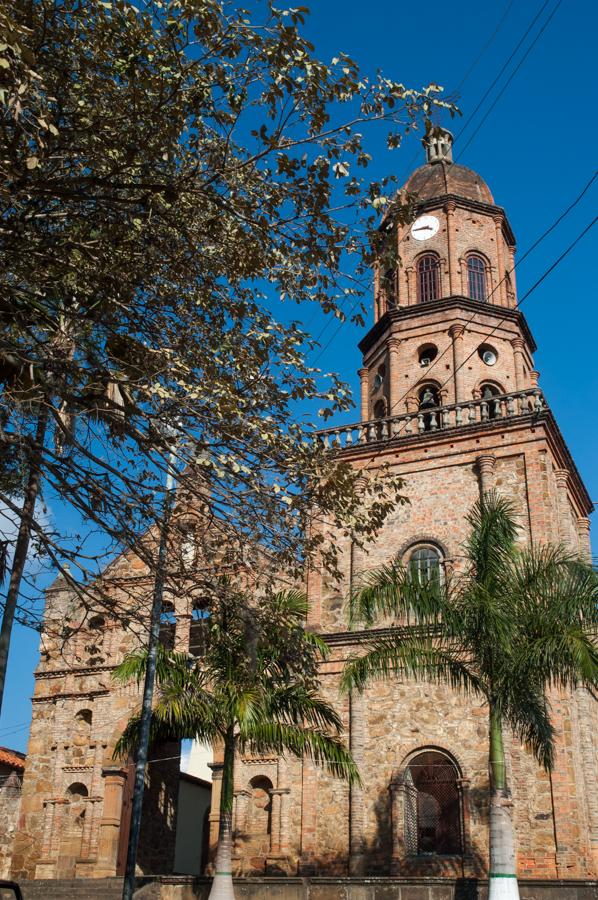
[410,214,439,241]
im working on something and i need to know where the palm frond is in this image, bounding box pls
[465,491,518,588]
[341,631,484,698]
[498,678,555,772]
[300,629,331,659]
[348,558,448,628]
[238,721,360,785]
[269,589,308,621]
[113,687,223,761]
[266,684,344,733]
[112,644,190,688]
[511,546,598,627]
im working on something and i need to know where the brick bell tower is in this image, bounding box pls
[299,129,597,883]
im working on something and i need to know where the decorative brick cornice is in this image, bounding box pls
[359,296,536,357]
[37,664,115,678]
[33,688,110,703]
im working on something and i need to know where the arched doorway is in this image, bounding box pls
[403,749,463,856]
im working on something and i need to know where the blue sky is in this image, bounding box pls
[1,0,596,752]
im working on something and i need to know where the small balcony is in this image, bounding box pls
[317,388,545,450]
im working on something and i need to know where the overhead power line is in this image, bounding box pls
[309,0,562,364]
[455,0,553,144]
[458,0,562,156]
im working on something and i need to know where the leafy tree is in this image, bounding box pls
[114,587,358,900]
[0,0,452,702]
[342,494,598,900]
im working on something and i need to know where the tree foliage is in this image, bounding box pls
[114,585,358,779]
[0,0,453,630]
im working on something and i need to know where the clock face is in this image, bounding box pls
[411,214,440,241]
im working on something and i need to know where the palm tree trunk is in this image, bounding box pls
[488,707,520,900]
[208,728,236,900]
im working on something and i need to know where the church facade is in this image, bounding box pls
[10,132,597,886]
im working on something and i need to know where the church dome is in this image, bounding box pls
[402,127,494,205]
[404,160,494,205]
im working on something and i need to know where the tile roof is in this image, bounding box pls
[0,746,26,770]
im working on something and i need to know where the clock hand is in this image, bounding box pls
[413,225,433,231]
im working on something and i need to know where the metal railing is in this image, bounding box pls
[317,388,544,450]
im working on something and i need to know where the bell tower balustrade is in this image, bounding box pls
[316,387,544,450]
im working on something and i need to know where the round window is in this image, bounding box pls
[418,344,438,368]
[479,344,498,366]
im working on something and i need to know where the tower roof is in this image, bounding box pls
[404,160,494,205]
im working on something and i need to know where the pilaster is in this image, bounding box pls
[507,246,517,306]
[348,689,366,875]
[358,367,369,422]
[449,324,465,404]
[445,201,458,295]
[576,516,591,561]
[95,766,128,877]
[207,761,223,868]
[174,613,192,652]
[476,454,497,497]
[511,338,526,391]
[493,215,507,306]
[553,468,574,550]
[406,265,415,306]
[388,338,401,417]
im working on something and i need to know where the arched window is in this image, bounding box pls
[245,776,273,868]
[417,255,440,303]
[75,709,92,740]
[407,545,443,585]
[467,254,487,302]
[373,398,386,420]
[404,750,463,856]
[66,782,89,800]
[480,382,502,420]
[418,385,440,432]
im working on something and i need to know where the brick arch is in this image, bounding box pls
[460,249,493,299]
[396,535,450,562]
[413,248,442,266]
[392,743,465,784]
[391,745,468,860]
[406,379,449,411]
[473,377,506,399]
[463,248,491,266]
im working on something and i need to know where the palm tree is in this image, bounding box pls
[114,586,358,900]
[342,493,598,900]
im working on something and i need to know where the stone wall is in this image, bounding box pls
[17,876,598,900]
[148,876,598,900]
[0,773,22,877]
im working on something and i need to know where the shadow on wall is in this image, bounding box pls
[136,742,181,876]
[296,777,489,880]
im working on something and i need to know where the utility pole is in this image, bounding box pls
[0,404,49,716]
[122,445,177,900]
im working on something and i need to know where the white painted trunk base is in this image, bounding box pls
[208,810,235,900]
[488,788,520,900]
[208,871,235,900]
[488,875,521,900]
